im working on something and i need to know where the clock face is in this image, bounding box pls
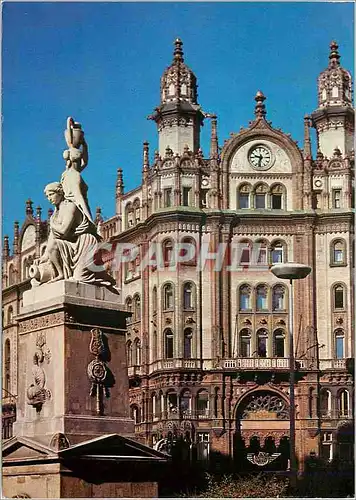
[249,145,272,170]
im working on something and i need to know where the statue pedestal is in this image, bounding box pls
[14,280,134,445]
[3,281,168,498]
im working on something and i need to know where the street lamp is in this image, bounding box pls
[270,262,311,490]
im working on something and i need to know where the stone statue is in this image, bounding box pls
[29,118,117,292]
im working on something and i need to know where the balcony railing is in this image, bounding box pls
[319,359,347,370]
[149,358,201,372]
[221,357,290,370]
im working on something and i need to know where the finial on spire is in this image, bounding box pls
[26,198,33,216]
[36,206,42,221]
[254,91,266,118]
[173,38,184,62]
[3,235,10,258]
[116,168,124,195]
[329,40,340,66]
[143,141,150,171]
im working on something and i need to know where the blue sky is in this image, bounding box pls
[2,2,354,241]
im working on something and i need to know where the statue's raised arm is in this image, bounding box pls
[30,118,117,293]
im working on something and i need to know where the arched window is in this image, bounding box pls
[270,241,285,264]
[255,240,268,265]
[180,390,192,416]
[133,295,141,321]
[133,198,141,224]
[125,297,133,323]
[332,86,339,98]
[197,390,209,417]
[254,183,268,209]
[167,391,178,415]
[183,282,194,310]
[152,286,157,314]
[257,328,268,357]
[270,184,285,209]
[133,338,141,365]
[152,330,158,361]
[163,240,174,267]
[164,329,174,359]
[273,329,285,357]
[338,390,349,418]
[321,88,327,101]
[7,306,13,326]
[131,405,141,424]
[183,329,193,359]
[239,329,251,357]
[320,389,331,417]
[333,284,345,310]
[239,285,251,311]
[181,237,197,265]
[125,203,134,228]
[272,285,286,311]
[8,264,15,286]
[4,339,10,393]
[256,285,268,311]
[334,329,345,359]
[22,258,29,280]
[126,341,132,366]
[331,239,346,266]
[308,388,314,418]
[163,283,174,310]
[152,392,162,419]
[238,183,251,209]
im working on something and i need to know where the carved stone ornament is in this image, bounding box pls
[247,451,281,467]
[50,432,70,451]
[87,328,112,415]
[27,332,51,411]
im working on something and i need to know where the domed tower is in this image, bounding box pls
[148,38,205,156]
[311,41,354,158]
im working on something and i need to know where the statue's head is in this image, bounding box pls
[44,182,64,206]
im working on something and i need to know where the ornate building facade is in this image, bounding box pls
[3,39,354,471]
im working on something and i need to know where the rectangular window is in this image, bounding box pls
[272,247,283,264]
[272,194,282,209]
[255,194,266,209]
[164,188,172,207]
[240,337,251,357]
[197,433,210,461]
[239,194,249,209]
[336,337,344,359]
[333,190,341,209]
[334,249,343,263]
[182,187,191,206]
[321,433,333,462]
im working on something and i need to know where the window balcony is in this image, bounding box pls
[149,358,201,373]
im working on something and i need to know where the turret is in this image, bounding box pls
[311,41,354,158]
[148,38,205,156]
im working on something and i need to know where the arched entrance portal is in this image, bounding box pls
[234,390,290,471]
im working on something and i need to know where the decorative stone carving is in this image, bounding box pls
[19,312,64,334]
[50,432,70,450]
[247,451,281,467]
[26,332,51,411]
[87,328,113,415]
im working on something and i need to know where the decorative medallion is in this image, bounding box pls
[247,451,281,467]
[87,328,112,415]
